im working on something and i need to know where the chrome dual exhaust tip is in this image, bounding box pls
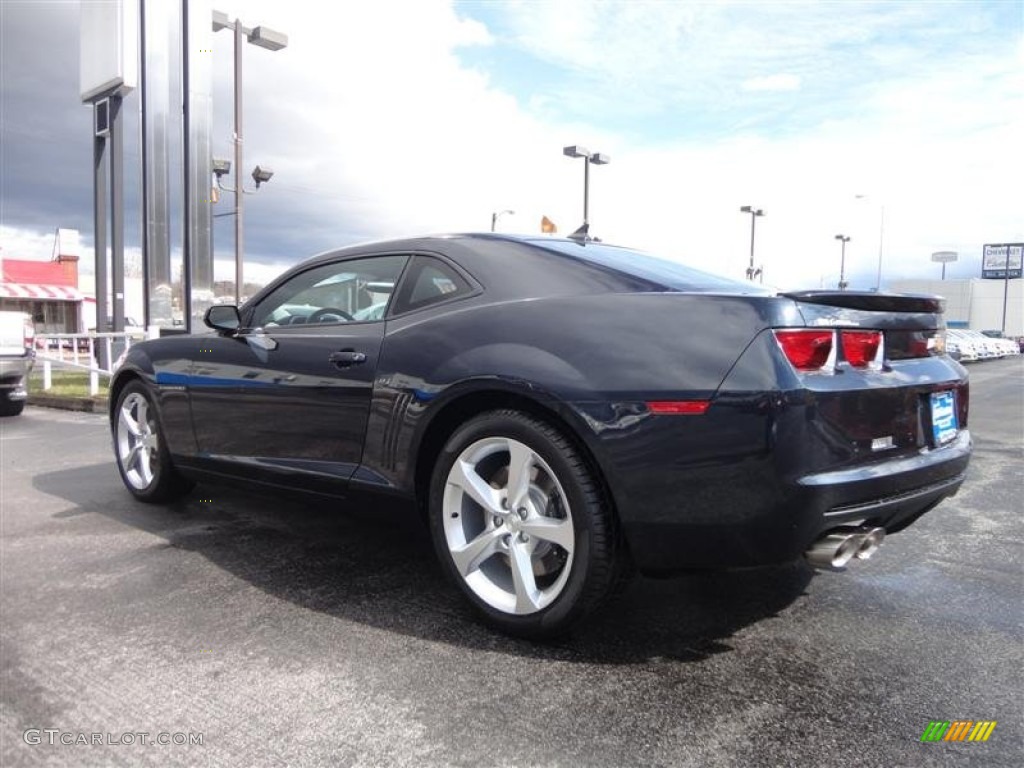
[854,527,885,561]
[805,527,886,570]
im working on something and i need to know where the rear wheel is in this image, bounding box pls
[429,410,623,638]
[114,381,193,502]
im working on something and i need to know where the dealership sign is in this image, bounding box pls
[982,243,1023,279]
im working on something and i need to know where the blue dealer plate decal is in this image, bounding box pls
[931,391,958,445]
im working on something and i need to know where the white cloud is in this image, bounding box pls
[4,0,1021,297]
[213,257,284,286]
[213,0,1018,287]
[594,110,1023,289]
[206,0,579,240]
[741,74,801,92]
[0,226,62,264]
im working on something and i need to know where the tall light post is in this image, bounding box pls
[739,205,765,282]
[213,11,288,304]
[855,195,885,290]
[931,250,958,280]
[491,209,515,232]
[874,206,885,290]
[835,234,851,290]
[563,145,610,229]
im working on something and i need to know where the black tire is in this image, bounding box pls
[428,409,624,638]
[0,398,25,417]
[112,381,193,503]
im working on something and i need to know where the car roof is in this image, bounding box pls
[294,233,762,300]
[305,232,629,257]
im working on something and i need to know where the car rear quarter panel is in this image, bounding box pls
[617,325,969,570]
[364,292,794,497]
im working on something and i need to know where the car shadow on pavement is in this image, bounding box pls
[34,464,813,665]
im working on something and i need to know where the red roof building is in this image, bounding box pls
[1,250,83,331]
[2,257,78,287]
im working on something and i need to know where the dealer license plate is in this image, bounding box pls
[930,391,958,446]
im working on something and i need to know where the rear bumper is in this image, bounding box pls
[799,430,970,525]
[0,357,33,399]
[619,430,971,573]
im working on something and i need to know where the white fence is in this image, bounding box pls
[34,330,152,396]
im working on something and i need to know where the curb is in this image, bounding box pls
[28,394,107,413]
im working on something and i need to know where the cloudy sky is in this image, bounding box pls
[1,0,1021,291]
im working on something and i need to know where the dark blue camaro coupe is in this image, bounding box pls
[110,234,971,636]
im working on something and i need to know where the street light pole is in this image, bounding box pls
[739,205,764,281]
[213,11,288,304]
[563,146,610,229]
[233,19,244,305]
[491,209,514,232]
[1002,246,1011,335]
[835,234,851,290]
[875,205,885,291]
[582,158,590,224]
[856,195,886,291]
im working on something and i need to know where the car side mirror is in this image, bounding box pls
[204,304,241,332]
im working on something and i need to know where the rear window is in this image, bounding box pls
[530,239,767,294]
[390,256,473,315]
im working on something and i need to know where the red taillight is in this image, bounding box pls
[646,400,710,415]
[840,330,882,367]
[773,330,834,371]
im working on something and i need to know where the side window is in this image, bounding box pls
[250,254,408,328]
[391,256,472,315]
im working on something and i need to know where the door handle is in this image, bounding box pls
[328,349,367,367]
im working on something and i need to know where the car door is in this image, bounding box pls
[188,253,409,490]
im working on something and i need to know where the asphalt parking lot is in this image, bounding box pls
[1,357,1021,767]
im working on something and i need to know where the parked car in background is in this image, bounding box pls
[947,330,981,362]
[963,329,1006,359]
[944,334,964,362]
[949,329,1005,360]
[979,331,1021,357]
[0,310,35,416]
[998,338,1019,356]
[944,339,963,362]
[108,234,972,636]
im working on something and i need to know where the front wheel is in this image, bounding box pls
[113,381,193,502]
[0,397,25,417]
[429,410,624,638]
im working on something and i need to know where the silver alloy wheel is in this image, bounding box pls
[117,392,160,490]
[442,436,575,615]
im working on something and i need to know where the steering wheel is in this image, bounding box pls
[307,307,354,324]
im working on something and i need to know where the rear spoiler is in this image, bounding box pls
[782,290,945,314]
